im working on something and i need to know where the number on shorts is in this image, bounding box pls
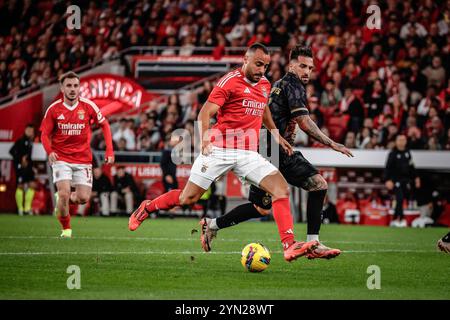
[85,168,92,183]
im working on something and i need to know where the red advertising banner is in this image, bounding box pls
[0,93,43,141]
[53,74,156,117]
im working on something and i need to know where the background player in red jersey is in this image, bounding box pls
[40,71,114,238]
[129,43,320,262]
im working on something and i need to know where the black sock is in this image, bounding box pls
[216,202,264,229]
[443,232,450,243]
[307,189,327,235]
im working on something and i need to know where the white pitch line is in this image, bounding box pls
[0,251,241,256]
[0,249,437,255]
[0,235,428,246]
[342,249,436,253]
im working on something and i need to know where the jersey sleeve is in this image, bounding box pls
[284,82,309,117]
[39,107,55,154]
[87,100,106,125]
[207,81,231,107]
[39,107,55,135]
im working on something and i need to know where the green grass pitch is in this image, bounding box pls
[0,214,449,300]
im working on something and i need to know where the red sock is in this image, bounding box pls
[272,198,295,249]
[146,189,182,212]
[69,203,78,215]
[58,214,71,230]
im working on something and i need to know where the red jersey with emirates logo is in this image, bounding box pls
[39,97,105,164]
[207,68,271,151]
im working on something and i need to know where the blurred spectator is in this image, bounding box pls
[400,14,428,39]
[344,131,357,149]
[12,155,36,216]
[341,88,365,133]
[136,116,161,151]
[9,124,35,215]
[404,116,425,149]
[209,176,227,217]
[113,119,136,151]
[422,56,446,89]
[322,195,339,224]
[91,167,113,216]
[9,124,34,168]
[384,134,421,227]
[111,166,139,215]
[320,80,342,108]
[116,138,129,152]
[364,79,387,118]
[356,127,372,149]
[160,134,179,192]
[406,63,428,104]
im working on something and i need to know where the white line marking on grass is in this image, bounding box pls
[0,251,241,255]
[0,249,437,255]
[343,249,435,253]
[0,236,427,246]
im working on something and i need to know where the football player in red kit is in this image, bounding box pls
[129,43,320,262]
[40,71,114,238]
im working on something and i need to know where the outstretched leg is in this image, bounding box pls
[129,181,206,231]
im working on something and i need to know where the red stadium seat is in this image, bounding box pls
[326,114,350,142]
[437,203,450,227]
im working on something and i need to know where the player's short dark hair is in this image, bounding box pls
[25,123,34,128]
[247,42,269,55]
[290,44,313,61]
[59,71,79,84]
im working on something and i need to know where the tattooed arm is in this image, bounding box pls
[296,114,354,157]
[263,105,293,155]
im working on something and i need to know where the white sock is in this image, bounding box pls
[209,218,219,230]
[307,234,319,242]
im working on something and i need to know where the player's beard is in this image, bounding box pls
[249,73,263,83]
[65,92,78,102]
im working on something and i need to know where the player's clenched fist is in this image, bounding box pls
[202,139,213,156]
[48,152,58,165]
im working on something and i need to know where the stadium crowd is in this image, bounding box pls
[1,0,449,152]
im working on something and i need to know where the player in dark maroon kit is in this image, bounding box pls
[40,71,114,238]
[129,43,320,262]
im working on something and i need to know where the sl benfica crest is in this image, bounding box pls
[77,110,85,120]
[262,87,268,98]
